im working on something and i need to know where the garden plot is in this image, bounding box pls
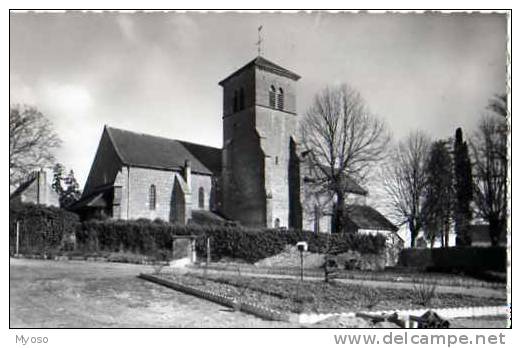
[157,272,506,315]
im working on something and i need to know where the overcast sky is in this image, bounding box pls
[10,12,507,187]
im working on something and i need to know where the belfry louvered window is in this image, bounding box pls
[149,185,156,210]
[277,88,284,110]
[269,85,276,108]
[239,87,245,110]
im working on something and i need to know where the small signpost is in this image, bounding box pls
[296,241,308,281]
[204,236,211,281]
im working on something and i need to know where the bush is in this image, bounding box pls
[362,288,381,309]
[412,278,437,307]
[399,246,507,273]
[74,220,387,263]
[194,227,387,263]
[9,203,80,255]
[76,219,177,260]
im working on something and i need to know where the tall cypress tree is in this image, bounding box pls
[422,140,454,248]
[453,128,473,246]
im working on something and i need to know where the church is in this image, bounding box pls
[74,55,398,236]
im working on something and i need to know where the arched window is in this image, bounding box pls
[198,187,205,209]
[239,87,245,110]
[269,85,276,108]
[277,88,284,110]
[274,218,280,228]
[149,185,156,210]
[233,90,239,112]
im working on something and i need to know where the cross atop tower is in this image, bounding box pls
[256,25,263,56]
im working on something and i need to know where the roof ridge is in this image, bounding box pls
[106,125,220,150]
[178,139,222,151]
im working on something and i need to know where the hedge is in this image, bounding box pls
[75,220,387,263]
[77,219,177,260]
[398,246,507,273]
[9,203,80,255]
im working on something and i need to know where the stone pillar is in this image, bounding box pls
[183,159,192,193]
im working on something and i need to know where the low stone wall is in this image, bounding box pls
[139,273,293,322]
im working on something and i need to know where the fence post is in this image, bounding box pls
[206,236,211,266]
[15,220,20,257]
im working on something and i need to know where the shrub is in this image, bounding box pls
[412,279,437,307]
[73,219,387,263]
[362,288,381,309]
[77,219,176,259]
[194,227,387,263]
[9,203,80,255]
[399,246,507,273]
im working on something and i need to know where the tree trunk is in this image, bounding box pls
[429,236,435,249]
[488,217,502,246]
[409,220,418,248]
[334,192,346,233]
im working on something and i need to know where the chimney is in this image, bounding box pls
[37,169,47,205]
[183,159,192,192]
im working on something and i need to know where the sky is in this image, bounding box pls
[10,12,507,187]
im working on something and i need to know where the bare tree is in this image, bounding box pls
[10,105,61,189]
[487,93,508,118]
[470,114,508,246]
[383,131,431,247]
[300,84,390,233]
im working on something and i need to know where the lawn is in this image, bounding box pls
[9,258,293,328]
[9,258,508,328]
[159,271,507,315]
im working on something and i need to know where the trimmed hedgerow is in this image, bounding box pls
[9,203,80,255]
[399,246,507,273]
[75,219,387,263]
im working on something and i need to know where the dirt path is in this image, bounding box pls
[188,268,506,299]
[9,258,293,328]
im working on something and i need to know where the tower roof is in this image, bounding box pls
[219,56,301,86]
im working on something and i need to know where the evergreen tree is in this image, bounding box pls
[52,163,65,196]
[422,140,454,248]
[51,164,81,208]
[62,170,81,208]
[453,128,473,246]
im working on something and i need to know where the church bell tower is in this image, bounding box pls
[219,56,302,228]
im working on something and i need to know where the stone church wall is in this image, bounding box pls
[221,67,267,227]
[255,68,299,228]
[120,167,211,222]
